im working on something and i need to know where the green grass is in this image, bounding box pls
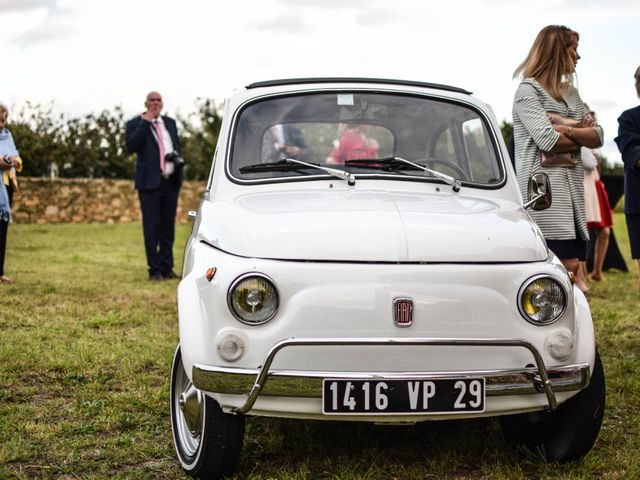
[1,217,639,479]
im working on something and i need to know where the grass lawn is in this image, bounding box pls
[1,216,639,479]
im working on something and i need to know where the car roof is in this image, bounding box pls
[245,77,472,95]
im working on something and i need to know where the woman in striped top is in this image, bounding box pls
[512,25,604,292]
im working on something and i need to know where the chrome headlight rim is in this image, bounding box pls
[517,274,568,326]
[227,272,279,326]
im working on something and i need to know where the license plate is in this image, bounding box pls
[322,378,485,415]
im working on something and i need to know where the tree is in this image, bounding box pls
[177,98,223,181]
[9,102,67,178]
[499,119,513,146]
[7,100,221,181]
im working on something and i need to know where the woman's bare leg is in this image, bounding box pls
[562,257,588,293]
[578,260,590,292]
[590,227,610,281]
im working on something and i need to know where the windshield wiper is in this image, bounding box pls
[240,159,356,186]
[345,157,462,192]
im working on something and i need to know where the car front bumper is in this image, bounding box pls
[191,337,591,416]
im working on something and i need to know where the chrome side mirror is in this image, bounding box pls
[524,173,552,210]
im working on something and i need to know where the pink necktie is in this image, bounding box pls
[154,120,166,174]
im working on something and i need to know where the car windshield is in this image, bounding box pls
[229,91,504,186]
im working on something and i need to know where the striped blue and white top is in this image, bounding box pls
[513,78,604,241]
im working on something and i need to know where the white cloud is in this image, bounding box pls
[276,0,370,8]
[1,0,637,166]
[588,99,619,114]
[356,4,410,26]
[3,0,74,46]
[13,18,75,46]
[562,0,639,6]
[253,11,311,33]
[0,0,58,13]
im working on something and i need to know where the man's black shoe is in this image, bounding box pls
[163,271,180,280]
[149,273,164,281]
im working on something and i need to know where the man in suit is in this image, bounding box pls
[615,66,640,291]
[262,124,311,162]
[126,91,183,281]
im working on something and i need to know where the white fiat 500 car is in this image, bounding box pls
[171,78,605,479]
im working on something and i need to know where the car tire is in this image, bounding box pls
[170,345,245,479]
[499,349,605,463]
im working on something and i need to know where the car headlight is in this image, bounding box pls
[518,275,567,325]
[227,273,279,325]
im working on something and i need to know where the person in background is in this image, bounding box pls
[512,25,604,293]
[0,102,22,284]
[326,123,379,164]
[262,124,311,162]
[550,107,613,287]
[614,66,640,291]
[586,124,613,282]
[126,91,183,281]
[580,143,600,291]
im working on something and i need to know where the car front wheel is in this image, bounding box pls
[499,349,605,463]
[170,346,245,479]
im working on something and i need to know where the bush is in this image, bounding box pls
[8,100,222,181]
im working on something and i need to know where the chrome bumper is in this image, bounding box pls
[191,337,591,415]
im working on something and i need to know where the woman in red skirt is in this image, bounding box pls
[586,143,613,281]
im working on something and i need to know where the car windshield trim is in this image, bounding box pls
[226,90,506,189]
[246,77,472,95]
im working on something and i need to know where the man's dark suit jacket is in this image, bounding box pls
[262,124,311,163]
[125,115,183,190]
[615,105,640,215]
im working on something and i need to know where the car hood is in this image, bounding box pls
[198,188,548,262]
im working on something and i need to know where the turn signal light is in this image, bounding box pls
[206,267,217,282]
[546,330,574,360]
[216,332,245,362]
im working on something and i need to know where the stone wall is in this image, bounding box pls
[11,178,206,224]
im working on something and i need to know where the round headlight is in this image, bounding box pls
[228,274,278,325]
[518,275,567,325]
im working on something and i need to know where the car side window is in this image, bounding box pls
[462,118,501,183]
[434,128,456,162]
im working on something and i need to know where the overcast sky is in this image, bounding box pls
[1,0,638,163]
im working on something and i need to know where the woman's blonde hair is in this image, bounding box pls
[514,25,579,100]
[635,66,640,98]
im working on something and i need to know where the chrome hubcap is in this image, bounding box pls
[173,352,204,457]
[179,384,203,435]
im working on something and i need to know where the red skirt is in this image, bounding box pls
[587,179,613,229]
